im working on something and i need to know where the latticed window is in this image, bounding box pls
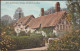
[63,25,65,30]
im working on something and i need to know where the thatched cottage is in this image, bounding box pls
[14,2,71,36]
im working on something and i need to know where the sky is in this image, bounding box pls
[1,1,67,19]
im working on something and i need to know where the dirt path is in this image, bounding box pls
[16,43,48,51]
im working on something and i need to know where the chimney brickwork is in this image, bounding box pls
[41,8,44,16]
[19,12,21,19]
[55,2,60,12]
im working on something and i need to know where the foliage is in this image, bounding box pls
[11,33,44,50]
[48,30,80,50]
[1,15,12,25]
[0,23,16,36]
[0,33,16,51]
[42,27,53,34]
[67,0,80,30]
[0,17,16,51]
[36,27,53,34]
[19,31,30,36]
[13,7,24,21]
[5,25,16,36]
[36,27,53,38]
[43,7,67,16]
[44,7,55,15]
[47,33,57,38]
[66,14,71,22]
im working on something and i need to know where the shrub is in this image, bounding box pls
[0,33,16,51]
[1,25,17,36]
[48,30,80,50]
[47,33,57,38]
[19,31,28,36]
[11,33,44,50]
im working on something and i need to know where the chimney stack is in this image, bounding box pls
[19,12,21,19]
[41,8,44,16]
[55,2,60,12]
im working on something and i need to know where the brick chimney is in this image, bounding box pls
[19,12,21,19]
[41,8,44,16]
[55,2,60,12]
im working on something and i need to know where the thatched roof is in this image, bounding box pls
[27,11,66,29]
[14,15,34,26]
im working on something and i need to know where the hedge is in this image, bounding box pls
[11,33,44,50]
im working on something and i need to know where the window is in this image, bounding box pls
[60,25,62,30]
[64,20,66,24]
[58,25,60,30]
[63,25,65,30]
[62,20,64,24]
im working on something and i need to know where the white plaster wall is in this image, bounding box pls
[41,31,47,37]
[30,29,36,33]
[14,25,25,34]
[25,27,31,33]
[35,31,47,37]
[20,25,25,31]
[35,31,41,33]
[15,26,20,34]
[53,29,58,36]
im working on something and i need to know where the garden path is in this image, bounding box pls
[16,43,48,51]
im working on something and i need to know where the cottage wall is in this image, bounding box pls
[55,15,71,32]
[25,27,36,33]
[14,24,25,34]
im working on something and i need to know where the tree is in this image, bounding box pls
[48,30,80,50]
[13,7,24,21]
[44,7,55,15]
[1,15,12,25]
[44,6,67,15]
[67,0,80,30]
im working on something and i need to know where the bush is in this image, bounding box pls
[47,33,57,38]
[1,25,17,36]
[0,33,16,51]
[19,31,29,36]
[11,33,44,50]
[48,30,80,50]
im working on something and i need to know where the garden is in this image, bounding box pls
[48,0,80,50]
[0,0,80,51]
[0,24,44,51]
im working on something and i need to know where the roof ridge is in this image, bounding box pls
[36,11,66,19]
